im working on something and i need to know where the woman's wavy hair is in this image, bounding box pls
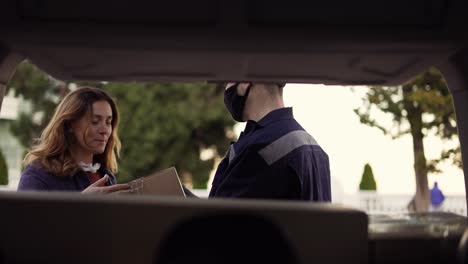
[24,86,121,177]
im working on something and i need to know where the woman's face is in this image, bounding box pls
[71,100,113,156]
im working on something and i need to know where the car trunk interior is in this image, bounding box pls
[1,1,468,263]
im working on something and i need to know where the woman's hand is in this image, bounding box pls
[82,175,130,194]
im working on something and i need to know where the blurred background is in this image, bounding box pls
[0,61,465,215]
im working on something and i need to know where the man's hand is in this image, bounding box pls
[82,175,130,194]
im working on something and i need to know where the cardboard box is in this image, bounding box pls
[128,167,186,197]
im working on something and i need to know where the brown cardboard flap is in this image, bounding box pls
[129,167,186,197]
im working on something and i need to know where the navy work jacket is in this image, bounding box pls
[209,107,331,201]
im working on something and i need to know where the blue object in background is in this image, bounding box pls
[430,182,445,207]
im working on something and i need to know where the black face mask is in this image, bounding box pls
[224,83,252,122]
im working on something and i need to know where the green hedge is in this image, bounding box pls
[359,163,376,191]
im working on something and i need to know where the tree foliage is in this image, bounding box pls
[7,61,69,147]
[99,82,235,187]
[0,148,8,185]
[354,68,459,211]
[8,61,235,189]
[359,163,377,191]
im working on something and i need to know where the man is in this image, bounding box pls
[209,82,331,201]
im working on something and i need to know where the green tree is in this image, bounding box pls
[354,68,459,212]
[100,82,235,188]
[0,149,8,185]
[359,163,377,191]
[7,61,70,147]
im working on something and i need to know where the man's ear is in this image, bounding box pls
[238,83,252,96]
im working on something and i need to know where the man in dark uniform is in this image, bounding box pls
[209,82,331,201]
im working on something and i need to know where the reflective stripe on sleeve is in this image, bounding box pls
[258,130,318,165]
[228,145,236,163]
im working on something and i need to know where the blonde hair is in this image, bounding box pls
[24,87,121,177]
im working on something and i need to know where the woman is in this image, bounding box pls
[18,87,130,194]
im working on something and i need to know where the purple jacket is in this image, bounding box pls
[18,164,117,192]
